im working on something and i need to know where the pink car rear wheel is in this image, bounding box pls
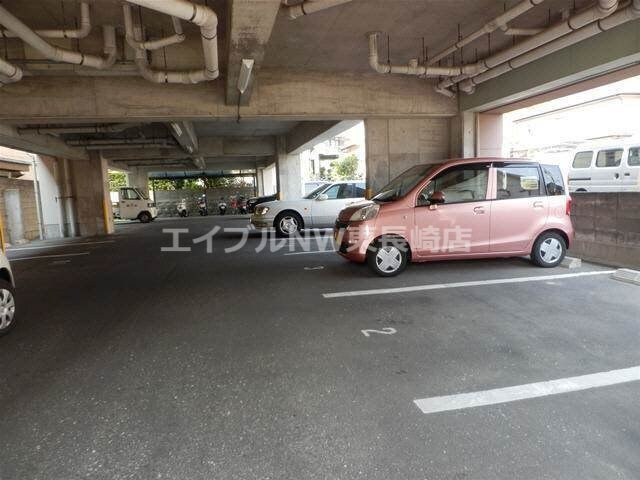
[531,231,567,268]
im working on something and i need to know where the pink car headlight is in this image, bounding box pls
[349,204,380,222]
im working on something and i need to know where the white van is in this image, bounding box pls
[568,141,640,193]
[113,187,158,223]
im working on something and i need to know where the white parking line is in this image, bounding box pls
[414,365,640,414]
[285,250,337,256]
[322,270,615,298]
[9,252,90,261]
[8,240,114,251]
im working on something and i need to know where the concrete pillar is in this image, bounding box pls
[450,111,477,158]
[364,118,451,196]
[477,113,505,158]
[68,153,114,236]
[128,167,150,197]
[256,166,265,196]
[276,137,302,200]
[36,156,64,239]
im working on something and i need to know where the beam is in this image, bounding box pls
[0,70,456,123]
[0,123,88,160]
[225,0,281,106]
[168,121,199,155]
[286,120,359,154]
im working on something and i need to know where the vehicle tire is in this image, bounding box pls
[0,280,17,337]
[275,211,303,237]
[531,231,566,268]
[367,237,409,277]
[139,211,152,223]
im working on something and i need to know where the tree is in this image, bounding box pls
[108,171,128,192]
[330,155,361,180]
[149,179,177,191]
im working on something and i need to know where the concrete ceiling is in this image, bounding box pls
[0,0,616,172]
[263,0,594,72]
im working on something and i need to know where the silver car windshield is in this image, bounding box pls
[304,183,331,199]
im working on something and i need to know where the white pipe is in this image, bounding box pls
[1,2,91,39]
[125,0,219,83]
[0,57,23,86]
[428,0,546,66]
[0,4,116,70]
[501,26,545,35]
[286,0,352,19]
[61,158,77,238]
[368,32,481,77]
[18,124,138,135]
[123,6,185,52]
[436,0,620,93]
[458,0,640,93]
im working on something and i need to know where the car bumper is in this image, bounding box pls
[333,221,376,263]
[251,216,273,230]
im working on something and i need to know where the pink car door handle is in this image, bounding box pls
[473,206,486,214]
[533,201,544,208]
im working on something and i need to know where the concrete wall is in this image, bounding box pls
[571,193,640,269]
[0,177,39,244]
[365,118,451,195]
[154,187,256,216]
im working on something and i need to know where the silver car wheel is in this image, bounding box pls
[0,288,16,331]
[376,246,402,273]
[539,237,563,264]
[279,216,299,235]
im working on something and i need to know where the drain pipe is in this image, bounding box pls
[125,0,219,83]
[458,0,640,93]
[436,0,619,94]
[428,0,546,66]
[60,158,78,238]
[500,26,545,35]
[123,6,185,51]
[1,2,91,39]
[0,4,116,69]
[0,57,23,86]
[18,124,139,135]
[285,0,352,19]
[368,32,481,77]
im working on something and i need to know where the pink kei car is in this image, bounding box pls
[334,158,574,277]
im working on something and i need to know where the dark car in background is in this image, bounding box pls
[247,193,279,213]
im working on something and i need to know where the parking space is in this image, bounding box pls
[2,216,639,479]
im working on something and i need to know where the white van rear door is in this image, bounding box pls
[622,146,640,192]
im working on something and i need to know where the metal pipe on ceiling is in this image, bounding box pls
[368,32,482,77]
[458,0,640,93]
[18,124,139,135]
[0,4,116,70]
[123,6,185,52]
[124,0,219,84]
[1,2,91,39]
[435,0,620,94]
[500,26,545,36]
[285,0,353,20]
[0,57,23,86]
[428,0,546,66]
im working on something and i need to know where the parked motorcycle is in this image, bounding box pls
[177,199,188,217]
[197,197,208,216]
[218,198,227,216]
[237,195,248,215]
